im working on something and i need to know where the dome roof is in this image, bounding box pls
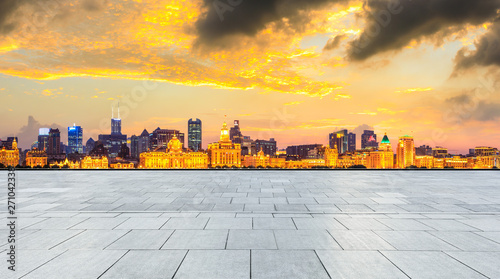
[167,134,182,152]
[381,133,390,144]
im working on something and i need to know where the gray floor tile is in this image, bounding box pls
[252,218,296,229]
[446,251,500,278]
[205,218,252,229]
[329,230,395,250]
[274,230,341,249]
[252,250,329,279]
[174,250,249,279]
[162,230,228,249]
[227,230,277,249]
[106,230,173,249]
[161,218,209,229]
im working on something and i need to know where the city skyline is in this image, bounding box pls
[1,0,500,154]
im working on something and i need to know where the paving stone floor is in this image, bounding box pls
[1,170,500,278]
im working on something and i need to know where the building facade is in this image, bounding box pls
[188,118,202,151]
[68,124,83,154]
[329,130,348,154]
[26,149,48,167]
[361,130,378,149]
[207,122,242,168]
[130,129,150,159]
[396,135,415,168]
[0,138,19,167]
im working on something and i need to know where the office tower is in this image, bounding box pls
[361,130,378,149]
[188,118,202,151]
[86,138,95,155]
[38,128,50,151]
[348,132,356,152]
[432,147,448,158]
[111,103,121,135]
[254,138,277,156]
[396,135,415,168]
[286,144,324,159]
[329,129,348,154]
[47,128,61,155]
[68,124,83,154]
[207,121,242,168]
[149,128,184,150]
[130,129,150,159]
[230,120,243,143]
[118,143,130,158]
[99,107,127,157]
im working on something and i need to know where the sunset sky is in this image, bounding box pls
[1,0,500,153]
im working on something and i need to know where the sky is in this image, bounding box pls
[1,0,500,153]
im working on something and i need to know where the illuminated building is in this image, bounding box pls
[324,146,339,168]
[188,118,202,151]
[396,135,415,169]
[68,124,83,154]
[131,129,149,159]
[110,162,135,169]
[243,148,270,167]
[474,147,498,157]
[26,149,48,167]
[38,128,50,151]
[270,157,286,168]
[229,120,243,143]
[149,128,184,150]
[50,158,80,169]
[0,138,19,167]
[444,156,468,169]
[285,160,305,169]
[81,156,109,169]
[415,145,432,156]
[361,130,378,149]
[367,133,394,169]
[348,132,356,152]
[140,134,208,169]
[207,122,241,168]
[48,128,61,155]
[415,156,434,169]
[329,130,348,154]
[302,159,326,168]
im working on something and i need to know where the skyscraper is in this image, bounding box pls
[130,129,150,159]
[329,129,348,154]
[111,103,121,135]
[254,138,277,156]
[188,118,202,151]
[86,138,95,155]
[348,132,356,152]
[361,130,378,149]
[230,120,243,143]
[38,128,50,151]
[47,128,61,155]
[98,106,127,157]
[68,124,83,154]
[397,135,415,169]
[149,128,184,150]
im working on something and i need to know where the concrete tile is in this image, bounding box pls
[293,218,346,230]
[162,217,209,229]
[317,250,407,278]
[252,250,329,279]
[375,231,459,251]
[174,250,249,279]
[52,230,128,250]
[446,252,500,278]
[101,250,187,279]
[106,230,173,250]
[71,217,129,230]
[162,230,228,249]
[227,230,277,249]
[274,230,341,250]
[206,218,252,229]
[336,218,390,230]
[329,230,395,250]
[382,251,486,279]
[377,218,434,231]
[252,218,296,230]
[430,231,500,251]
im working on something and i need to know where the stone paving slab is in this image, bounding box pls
[0,170,499,278]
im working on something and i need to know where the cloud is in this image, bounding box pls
[455,20,500,69]
[82,0,107,12]
[0,0,28,35]
[395,87,433,94]
[445,93,500,122]
[194,0,348,47]
[348,0,500,61]
[323,34,347,51]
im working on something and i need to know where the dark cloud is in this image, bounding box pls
[348,0,500,61]
[445,94,500,122]
[194,0,347,46]
[82,0,106,12]
[455,19,500,69]
[0,0,27,35]
[323,34,346,51]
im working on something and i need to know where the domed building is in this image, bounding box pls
[139,134,208,169]
[367,133,394,169]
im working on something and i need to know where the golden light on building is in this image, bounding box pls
[243,148,270,168]
[396,135,415,169]
[0,138,19,167]
[139,134,208,169]
[110,162,135,169]
[50,158,80,169]
[26,149,48,167]
[367,133,394,169]
[207,121,241,168]
[81,156,109,169]
[324,146,338,168]
[415,156,434,169]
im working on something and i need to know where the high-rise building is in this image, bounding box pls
[254,138,277,156]
[367,133,394,169]
[130,129,150,159]
[230,120,243,143]
[415,145,432,156]
[396,135,415,168]
[47,129,61,155]
[38,128,50,151]
[149,128,184,150]
[361,130,378,149]
[348,132,356,152]
[329,129,348,154]
[286,144,324,159]
[188,118,202,151]
[99,107,127,157]
[207,121,242,168]
[86,138,95,155]
[68,124,83,154]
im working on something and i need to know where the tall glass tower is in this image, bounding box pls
[188,118,202,151]
[68,124,83,154]
[111,103,122,135]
